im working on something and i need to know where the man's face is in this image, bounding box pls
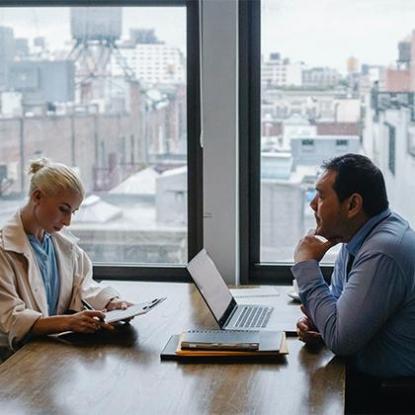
[309,169,348,241]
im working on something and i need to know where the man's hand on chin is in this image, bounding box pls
[294,229,340,264]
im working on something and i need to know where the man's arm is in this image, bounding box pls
[292,252,406,355]
[296,248,345,344]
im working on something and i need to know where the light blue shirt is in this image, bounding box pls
[292,209,415,377]
[28,233,60,316]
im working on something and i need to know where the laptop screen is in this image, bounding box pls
[187,249,233,321]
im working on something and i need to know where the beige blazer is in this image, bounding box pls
[0,211,119,349]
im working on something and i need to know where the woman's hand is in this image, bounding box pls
[67,310,113,333]
[105,298,135,323]
[105,298,133,311]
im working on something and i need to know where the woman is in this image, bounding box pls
[0,158,131,351]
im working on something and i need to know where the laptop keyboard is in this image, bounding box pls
[233,305,272,328]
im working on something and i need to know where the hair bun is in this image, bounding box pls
[28,158,51,175]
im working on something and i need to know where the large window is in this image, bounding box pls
[0,1,201,280]
[240,0,415,283]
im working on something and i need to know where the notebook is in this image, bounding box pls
[160,333,288,361]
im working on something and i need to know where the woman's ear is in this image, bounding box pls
[31,189,43,205]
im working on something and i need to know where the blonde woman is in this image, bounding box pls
[0,158,131,352]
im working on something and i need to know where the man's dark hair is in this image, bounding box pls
[321,153,389,217]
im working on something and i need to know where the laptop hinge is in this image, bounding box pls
[219,298,237,327]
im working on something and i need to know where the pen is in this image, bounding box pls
[81,299,94,310]
[81,299,105,323]
[183,342,259,350]
[143,298,158,310]
[143,297,166,310]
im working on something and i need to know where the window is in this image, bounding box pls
[387,123,396,175]
[240,0,415,283]
[301,138,315,150]
[408,125,415,157]
[0,0,201,281]
[336,139,348,148]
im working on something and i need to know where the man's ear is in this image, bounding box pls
[347,193,363,218]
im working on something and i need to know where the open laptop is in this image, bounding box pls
[187,249,287,332]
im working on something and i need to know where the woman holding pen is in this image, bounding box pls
[0,158,131,353]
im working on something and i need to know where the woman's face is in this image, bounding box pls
[32,188,83,234]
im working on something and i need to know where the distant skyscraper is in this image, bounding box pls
[0,26,15,92]
[15,38,29,58]
[261,53,303,87]
[117,43,185,85]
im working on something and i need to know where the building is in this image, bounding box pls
[262,88,360,123]
[8,60,75,110]
[15,38,29,59]
[383,30,415,92]
[0,26,15,92]
[261,53,303,87]
[116,42,186,85]
[302,67,341,89]
[68,165,187,264]
[0,82,145,195]
[290,134,361,168]
[365,91,415,228]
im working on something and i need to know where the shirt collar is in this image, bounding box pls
[27,232,51,249]
[1,210,74,256]
[346,208,391,256]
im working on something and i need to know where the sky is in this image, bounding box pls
[0,6,186,53]
[262,0,415,73]
[2,2,415,73]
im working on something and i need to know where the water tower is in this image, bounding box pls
[68,7,134,102]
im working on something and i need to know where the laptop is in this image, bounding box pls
[187,249,287,332]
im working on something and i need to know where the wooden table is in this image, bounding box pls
[0,282,345,414]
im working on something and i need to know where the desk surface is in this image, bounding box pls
[0,282,345,415]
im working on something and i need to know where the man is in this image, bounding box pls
[292,153,415,378]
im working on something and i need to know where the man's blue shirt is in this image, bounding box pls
[292,209,415,377]
[28,233,60,316]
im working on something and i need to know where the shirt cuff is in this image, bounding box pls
[88,287,120,310]
[291,259,322,286]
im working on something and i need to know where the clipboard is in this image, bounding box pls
[104,297,166,323]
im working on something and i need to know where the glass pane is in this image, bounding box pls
[0,6,187,265]
[261,0,415,263]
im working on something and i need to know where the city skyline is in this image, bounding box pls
[0,7,186,54]
[262,0,415,73]
[3,2,415,75]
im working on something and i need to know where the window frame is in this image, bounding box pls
[239,0,332,285]
[3,0,202,282]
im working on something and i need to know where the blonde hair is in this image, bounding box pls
[28,158,85,198]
